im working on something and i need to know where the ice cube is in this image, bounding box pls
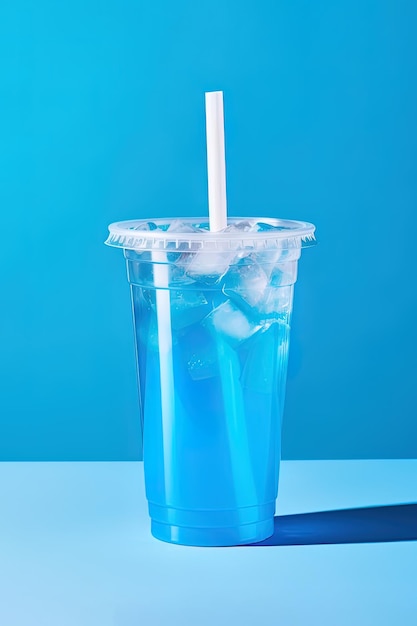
[255,222,284,232]
[222,221,261,260]
[205,300,262,347]
[129,221,158,231]
[183,221,265,284]
[169,255,197,286]
[178,323,218,381]
[257,285,293,318]
[250,225,302,274]
[222,258,269,312]
[240,321,289,393]
[269,261,297,287]
[167,220,202,234]
[222,256,293,320]
[170,290,211,330]
[166,220,203,262]
[185,248,235,284]
[224,220,259,233]
[242,241,298,283]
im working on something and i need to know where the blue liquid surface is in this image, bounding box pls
[131,273,292,546]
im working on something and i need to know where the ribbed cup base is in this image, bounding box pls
[148,502,275,546]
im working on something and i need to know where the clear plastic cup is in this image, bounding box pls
[105,217,315,546]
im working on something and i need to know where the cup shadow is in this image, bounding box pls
[248,503,417,546]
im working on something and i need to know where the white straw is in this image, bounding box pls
[205,91,227,232]
[152,252,175,501]
[205,90,257,507]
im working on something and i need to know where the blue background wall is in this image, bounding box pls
[1,1,416,461]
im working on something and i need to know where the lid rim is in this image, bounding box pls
[106,217,316,242]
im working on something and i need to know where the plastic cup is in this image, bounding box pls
[105,217,315,546]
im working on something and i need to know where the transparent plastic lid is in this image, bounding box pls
[105,217,316,253]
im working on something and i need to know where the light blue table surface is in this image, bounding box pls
[0,460,416,625]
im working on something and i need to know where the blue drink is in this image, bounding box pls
[107,217,315,545]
